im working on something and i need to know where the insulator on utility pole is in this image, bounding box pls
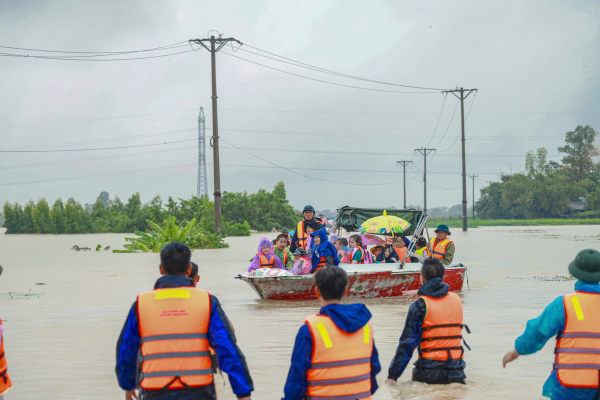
[443,87,477,232]
[189,35,243,234]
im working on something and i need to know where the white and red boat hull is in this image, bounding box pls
[239,264,467,300]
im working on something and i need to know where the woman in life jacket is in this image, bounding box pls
[247,237,284,275]
[310,228,339,272]
[349,234,373,264]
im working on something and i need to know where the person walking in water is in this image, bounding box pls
[290,205,322,252]
[283,266,381,400]
[503,249,600,400]
[430,224,455,265]
[386,259,468,385]
[116,242,253,400]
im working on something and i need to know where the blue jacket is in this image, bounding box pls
[388,277,467,381]
[115,275,254,399]
[282,303,381,400]
[514,281,600,400]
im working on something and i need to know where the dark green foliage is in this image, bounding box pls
[2,182,298,236]
[476,125,600,219]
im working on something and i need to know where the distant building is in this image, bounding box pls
[569,198,586,212]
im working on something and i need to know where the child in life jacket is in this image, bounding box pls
[348,234,373,264]
[415,236,430,259]
[274,234,295,270]
[248,237,284,274]
[334,238,353,263]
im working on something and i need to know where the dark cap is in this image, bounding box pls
[569,249,600,282]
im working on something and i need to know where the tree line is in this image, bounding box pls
[475,125,600,219]
[2,181,302,235]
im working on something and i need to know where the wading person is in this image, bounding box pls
[386,259,468,385]
[503,249,600,400]
[0,266,13,399]
[116,242,253,400]
[290,205,321,252]
[283,266,381,400]
[430,224,455,265]
[310,228,339,272]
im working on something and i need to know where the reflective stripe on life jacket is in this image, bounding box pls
[419,292,468,361]
[305,314,373,400]
[415,247,430,258]
[297,221,308,250]
[0,318,13,396]
[258,253,275,268]
[430,238,452,260]
[554,292,600,389]
[137,287,213,391]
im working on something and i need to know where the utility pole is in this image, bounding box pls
[396,160,412,209]
[443,87,477,232]
[414,148,436,215]
[190,35,243,234]
[469,174,478,219]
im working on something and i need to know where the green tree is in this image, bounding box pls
[558,125,599,181]
[32,198,53,233]
[50,199,66,234]
[2,203,18,233]
[64,198,92,233]
[22,200,36,233]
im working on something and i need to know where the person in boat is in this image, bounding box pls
[386,258,468,386]
[415,236,430,259]
[333,237,353,264]
[378,245,399,264]
[248,237,284,274]
[503,249,600,400]
[290,205,322,253]
[116,242,254,400]
[189,261,200,285]
[370,244,384,260]
[282,266,381,400]
[310,228,340,272]
[274,234,295,270]
[431,224,455,265]
[348,234,373,264]
[0,265,13,399]
[392,240,411,264]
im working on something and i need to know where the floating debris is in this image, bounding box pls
[534,275,576,282]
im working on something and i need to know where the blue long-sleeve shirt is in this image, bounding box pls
[514,280,600,400]
[283,304,381,400]
[116,275,253,399]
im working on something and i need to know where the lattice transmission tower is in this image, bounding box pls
[197,106,208,197]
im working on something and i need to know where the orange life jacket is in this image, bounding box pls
[305,314,373,400]
[419,292,468,361]
[0,318,13,396]
[351,247,365,264]
[280,249,289,266]
[137,287,213,391]
[554,292,600,389]
[296,221,309,250]
[258,253,275,268]
[394,246,409,263]
[430,238,452,260]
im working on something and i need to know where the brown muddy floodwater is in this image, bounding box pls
[1,226,599,399]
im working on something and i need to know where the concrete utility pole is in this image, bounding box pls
[414,148,436,215]
[396,160,412,209]
[189,36,243,234]
[443,87,477,232]
[469,174,478,219]
[197,107,208,198]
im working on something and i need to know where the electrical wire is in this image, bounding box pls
[438,91,478,153]
[0,49,194,61]
[424,94,448,148]
[0,139,194,153]
[0,41,189,55]
[238,44,449,91]
[220,50,441,94]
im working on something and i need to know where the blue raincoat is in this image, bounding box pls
[310,228,339,271]
[514,280,600,400]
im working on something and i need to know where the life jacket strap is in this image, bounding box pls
[307,373,370,387]
[141,351,211,361]
[306,390,372,400]
[0,370,7,384]
[141,369,213,379]
[310,357,371,369]
[420,335,463,342]
[422,324,465,332]
[421,346,464,353]
[555,348,600,355]
[553,363,600,370]
[140,333,208,343]
[0,352,4,359]
[557,332,600,339]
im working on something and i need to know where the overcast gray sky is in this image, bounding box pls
[1,0,599,212]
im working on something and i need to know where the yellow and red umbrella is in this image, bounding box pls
[357,210,410,235]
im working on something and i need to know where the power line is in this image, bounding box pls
[0,49,194,62]
[0,139,194,153]
[238,43,449,91]
[0,41,189,55]
[220,50,441,94]
[424,94,448,148]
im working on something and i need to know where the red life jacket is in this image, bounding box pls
[137,287,213,391]
[419,292,469,361]
[554,292,600,389]
[0,318,13,396]
[305,314,373,400]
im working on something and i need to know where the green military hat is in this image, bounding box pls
[569,249,600,282]
[434,224,451,235]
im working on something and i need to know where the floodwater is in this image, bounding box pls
[1,226,599,399]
